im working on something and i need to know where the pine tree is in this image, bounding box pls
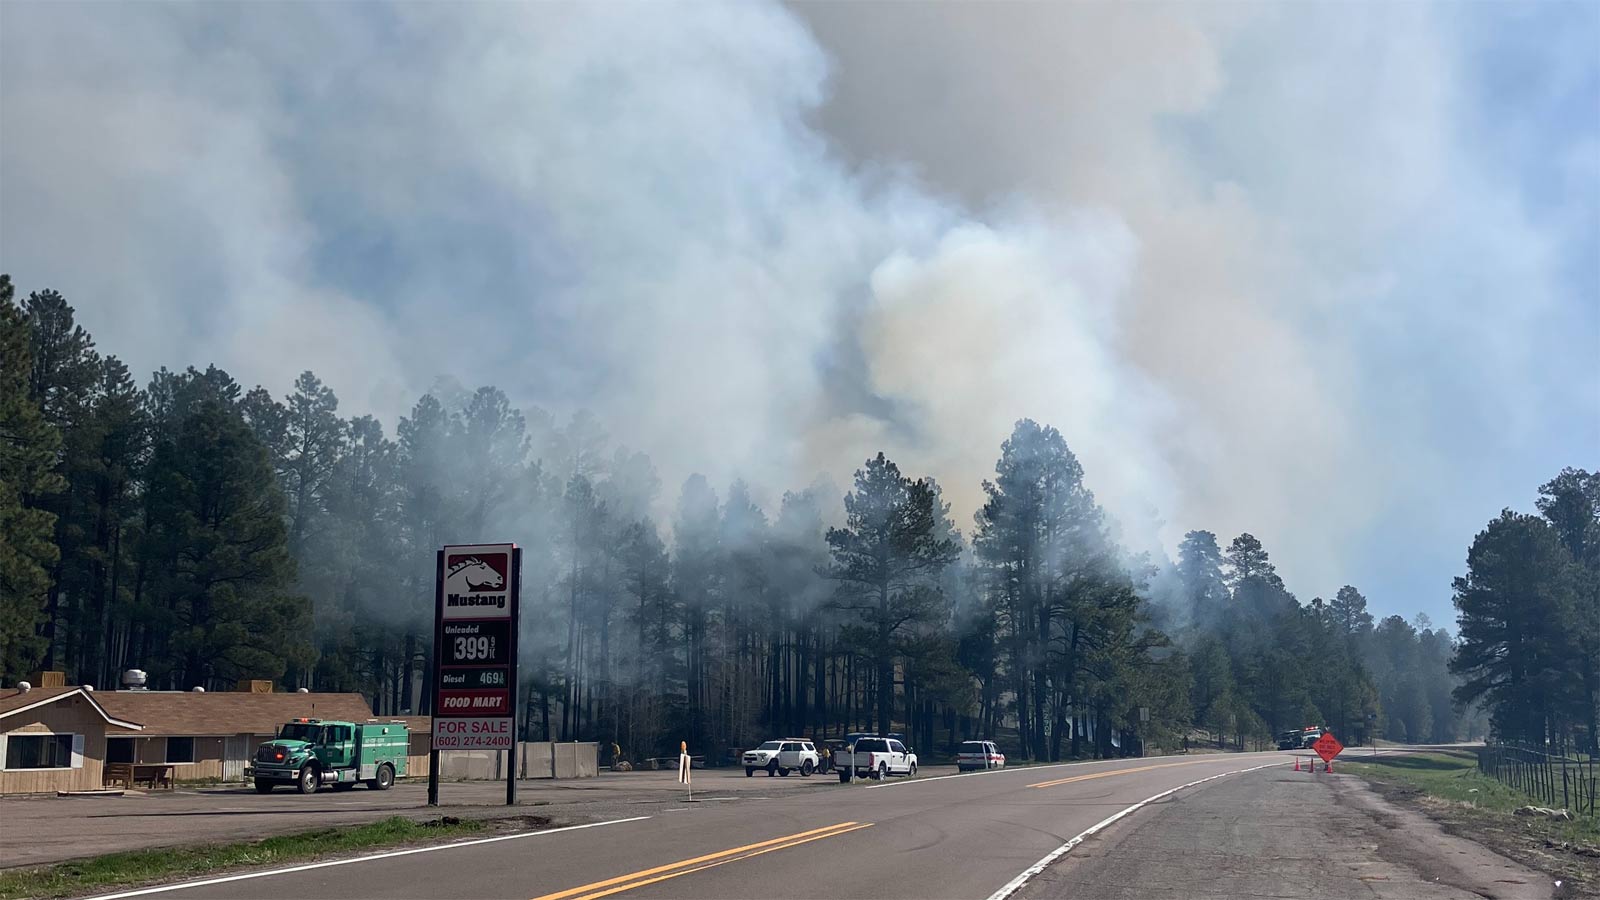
[827,453,958,737]
[672,474,721,748]
[140,389,311,689]
[1176,530,1228,630]
[72,356,147,687]
[21,287,101,669]
[1223,533,1283,591]
[1328,585,1374,637]
[0,275,62,681]
[280,372,347,558]
[1451,510,1579,744]
[1536,469,1599,752]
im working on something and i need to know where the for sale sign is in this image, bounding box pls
[433,543,519,751]
[432,716,514,750]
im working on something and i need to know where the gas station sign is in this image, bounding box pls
[432,543,519,751]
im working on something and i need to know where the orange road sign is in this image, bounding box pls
[1313,732,1343,763]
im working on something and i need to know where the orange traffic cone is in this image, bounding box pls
[1325,760,1333,773]
[1294,757,1301,772]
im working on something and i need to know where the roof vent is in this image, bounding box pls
[83,685,94,692]
[122,669,148,690]
[296,687,310,694]
[192,686,206,692]
[16,681,31,694]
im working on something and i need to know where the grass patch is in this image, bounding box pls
[0,816,494,900]
[1342,750,1599,894]
[1342,751,1597,839]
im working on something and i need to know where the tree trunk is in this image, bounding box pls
[877,580,893,737]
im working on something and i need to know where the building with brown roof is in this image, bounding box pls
[92,690,382,783]
[0,686,143,793]
[1,680,432,794]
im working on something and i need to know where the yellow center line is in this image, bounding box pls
[528,821,867,900]
[1028,759,1215,789]
[548,823,875,900]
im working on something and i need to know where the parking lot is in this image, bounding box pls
[1,764,942,869]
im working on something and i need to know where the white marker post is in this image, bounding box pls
[677,740,692,801]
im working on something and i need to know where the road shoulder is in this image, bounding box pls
[1016,763,1560,900]
[1341,751,1599,896]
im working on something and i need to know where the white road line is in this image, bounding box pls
[84,816,652,900]
[862,751,1283,790]
[983,762,1283,900]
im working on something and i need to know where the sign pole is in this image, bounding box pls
[679,740,691,801]
[428,550,444,807]
[506,548,522,807]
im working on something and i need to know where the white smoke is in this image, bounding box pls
[2,1,1592,618]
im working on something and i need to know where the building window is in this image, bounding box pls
[166,736,196,763]
[107,737,136,764]
[4,734,74,769]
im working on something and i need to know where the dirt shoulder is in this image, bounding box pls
[1340,751,1599,897]
[1018,761,1560,900]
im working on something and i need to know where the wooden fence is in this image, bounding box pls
[1477,742,1596,817]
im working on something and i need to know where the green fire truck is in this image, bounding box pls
[246,718,409,794]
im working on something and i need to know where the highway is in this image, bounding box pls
[89,751,1304,900]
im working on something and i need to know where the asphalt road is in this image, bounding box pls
[88,750,1309,900]
[1,765,839,869]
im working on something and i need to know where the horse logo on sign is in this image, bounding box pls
[445,554,507,593]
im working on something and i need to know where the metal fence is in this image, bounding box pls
[1477,742,1597,817]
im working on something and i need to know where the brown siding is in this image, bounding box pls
[0,696,106,794]
[126,735,230,781]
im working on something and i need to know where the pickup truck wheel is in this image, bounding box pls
[253,779,274,794]
[778,767,790,776]
[910,762,918,776]
[745,766,754,777]
[872,762,886,781]
[838,770,851,783]
[766,762,778,776]
[371,764,395,791]
[801,760,814,776]
[296,766,319,794]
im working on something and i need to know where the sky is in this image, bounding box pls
[1,1,1595,628]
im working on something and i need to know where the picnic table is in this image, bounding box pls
[645,755,705,770]
[104,763,175,790]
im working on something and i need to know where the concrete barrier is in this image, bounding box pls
[520,741,553,779]
[438,750,501,780]
[438,742,596,780]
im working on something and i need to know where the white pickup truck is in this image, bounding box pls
[835,736,916,782]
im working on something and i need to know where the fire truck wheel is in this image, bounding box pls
[370,763,395,791]
[296,766,319,794]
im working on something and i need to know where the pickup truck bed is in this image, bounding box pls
[835,738,915,782]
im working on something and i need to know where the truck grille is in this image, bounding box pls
[256,746,282,763]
